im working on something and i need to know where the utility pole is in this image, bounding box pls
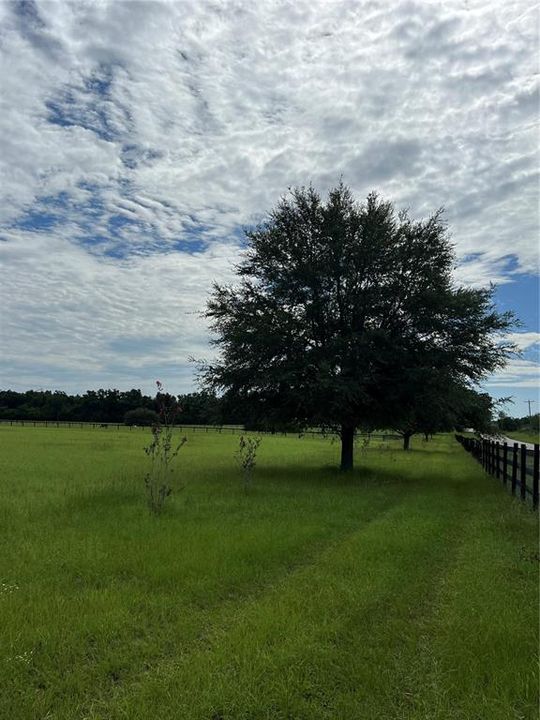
[525,399,536,417]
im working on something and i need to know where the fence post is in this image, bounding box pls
[495,442,500,479]
[511,443,518,496]
[520,444,527,500]
[502,443,508,486]
[533,444,539,510]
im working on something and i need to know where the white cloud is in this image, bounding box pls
[505,331,540,352]
[486,359,540,388]
[0,227,237,393]
[486,333,539,394]
[0,0,538,393]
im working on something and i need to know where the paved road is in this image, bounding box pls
[484,434,537,452]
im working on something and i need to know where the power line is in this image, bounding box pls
[524,399,536,417]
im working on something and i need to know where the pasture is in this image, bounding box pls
[1,426,538,719]
[509,430,540,446]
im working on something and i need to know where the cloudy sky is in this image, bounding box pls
[0,0,538,415]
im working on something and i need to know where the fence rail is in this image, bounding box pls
[455,434,539,509]
[0,419,401,442]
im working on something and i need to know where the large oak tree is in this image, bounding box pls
[202,184,514,470]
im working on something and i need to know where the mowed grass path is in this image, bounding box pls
[0,427,537,720]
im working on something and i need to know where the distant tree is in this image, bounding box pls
[0,387,155,423]
[497,411,539,436]
[452,387,495,434]
[497,412,520,433]
[380,370,499,448]
[380,370,460,449]
[176,391,221,425]
[201,183,515,470]
[124,407,160,426]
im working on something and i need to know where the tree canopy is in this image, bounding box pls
[202,183,515,470]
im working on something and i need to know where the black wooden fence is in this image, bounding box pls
[0,419,401,442]
[455,434,539,509]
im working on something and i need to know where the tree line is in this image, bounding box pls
[0,389,223,426]
[0,385,494,438]
[497,412,540,435]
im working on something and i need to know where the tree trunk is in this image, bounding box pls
[340,424,355,471]
[403,432,412,451]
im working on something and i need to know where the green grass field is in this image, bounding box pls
[1,427,538,720]
[506,430,540,446]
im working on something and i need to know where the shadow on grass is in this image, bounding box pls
[252,461,426,490]
[55,446,475,521]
